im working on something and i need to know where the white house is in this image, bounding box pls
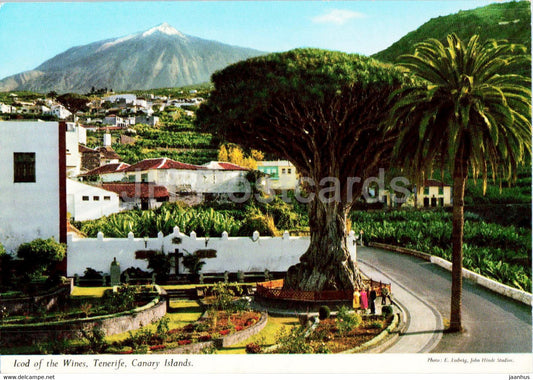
[257,160,299,191]
[414,180,453,208]
[0,103,16,114]
[0,121,66,253]
[48,104,72,120]
[103,94,137,104]
[121,158,250,196]
[102,114,127,128]
[100,182,170,210]
[65,123,87,177]
[67,179,120,221]
[78,162,130,182]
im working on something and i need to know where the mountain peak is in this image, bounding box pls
[142,23,186,38]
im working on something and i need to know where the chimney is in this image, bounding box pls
[103,128,112,147]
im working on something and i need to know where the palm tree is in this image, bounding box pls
[387,34,531,332]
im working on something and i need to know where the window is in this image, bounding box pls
[423,187,430,195]
[128,175,135,182]
[288,168,292,174]
[82,196,89,201]
[93,196,100,201]
[438,187,444,195]
[14,153,36,183]
[282,168,286,174]
[141,173,148,183]
[104,196,111,201]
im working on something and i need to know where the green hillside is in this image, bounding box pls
[373,1,531,63]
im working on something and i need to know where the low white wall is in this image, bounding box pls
[430,256,532,306]
[67,228,358,277]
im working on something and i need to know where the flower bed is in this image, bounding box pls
[310,315,393,353]
[105,309,265,354]
[265,307,394,354]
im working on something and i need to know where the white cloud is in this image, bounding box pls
[312,9,365,25]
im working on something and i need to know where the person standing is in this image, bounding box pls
[369,288,377,314]
[381,286,392,305]
[360,288,368,311]
[353,289,360,309]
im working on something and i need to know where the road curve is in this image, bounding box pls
[358,246,532,353]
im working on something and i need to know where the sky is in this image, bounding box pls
[0,0,507,79]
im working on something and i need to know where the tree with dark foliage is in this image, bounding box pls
[197,48,407,291]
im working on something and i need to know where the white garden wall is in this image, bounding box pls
[67,228,358,277]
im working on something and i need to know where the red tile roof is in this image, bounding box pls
[101,182,169,200]
[216,162,249,171]
[79,162,130,177]
[120,158,203,172]
[424,179,451,187]
[98,146,121,160]
[79,144,98,153]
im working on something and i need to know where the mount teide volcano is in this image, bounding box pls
[0,23,265,93]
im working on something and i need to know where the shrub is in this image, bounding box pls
[381,305,394,317]
[318,305,331,320]
[298,314,310,326]
[146,252,171,283]
[181,253,206,283]
[81,323,107,353]
[239,213,279,236]
[0,253,14,287]
[211,282,242,312]
[274,326,313,354]
[121,267,151,283]
[127,325,155,348]
[82,267,103,280]
[17,238,66,280]
[369,321,383,329]
[156,316,170,340]
[102,285,138,313]
[336,306,361,337]
[245,342,262,354]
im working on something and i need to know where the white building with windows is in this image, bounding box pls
[257,160,299,190]
[0,121,66,253]
[0,103,16,114]
[67,179,120,221]
[47,104,72,120]
[65,123,87,177]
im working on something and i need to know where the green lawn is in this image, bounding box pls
[71,286,111,297]
[106,299,203,343]
[217,315,299,354]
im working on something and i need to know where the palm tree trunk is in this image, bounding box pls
[449,169,467,332]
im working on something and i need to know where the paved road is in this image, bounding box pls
[358,246,532,353]
[359,259,443,353]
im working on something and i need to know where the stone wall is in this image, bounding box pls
[0,295,167,347]
[2,284,71,315]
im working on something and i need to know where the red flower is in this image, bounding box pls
[235,326,243,331]
[199,335,212,342]
[178,340,192,345]
[150,345,166,351]
[118,350,133,354]
[219,329,230,336]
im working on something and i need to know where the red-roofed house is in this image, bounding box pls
[120,157,250,197]
[101,182,169,210]
[79,162,130,182]
[203,161,248,171]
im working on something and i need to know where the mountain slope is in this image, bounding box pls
[373,1,531,63]
[0,23,265,93]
